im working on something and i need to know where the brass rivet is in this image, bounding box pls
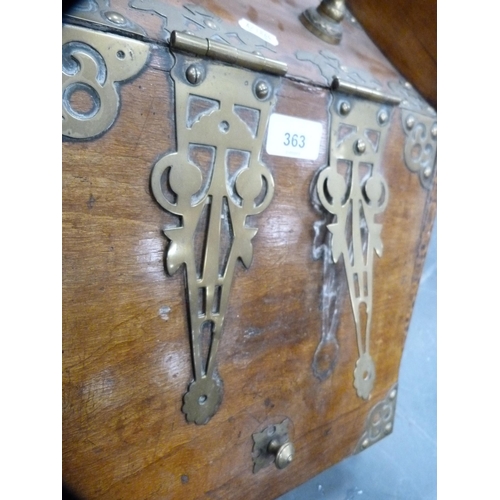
[406,115,415,129]
[186,65,202,85]
[255,81,269,100]
[378,109,389,125]
[104,11,126,25]
[423,167,432,178]
[340,101,351,115]
[204,19,217,29]
[355,139,366,154]
[431,123,437,139]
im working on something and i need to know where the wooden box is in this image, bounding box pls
[62,1,436,498]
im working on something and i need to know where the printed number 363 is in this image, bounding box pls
[284,133,305,148]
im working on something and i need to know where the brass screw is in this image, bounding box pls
[355,139,366,154]
[104,11,126,25]
[255,81,269,99]
[378,109,389,125]
[406,115,415,129]
[340,101,351,115]
[186,65,202,85]
[204,19,217,29]
[431,123,437,139]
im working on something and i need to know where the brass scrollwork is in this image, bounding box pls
[130,0,277,54]
[62,25,149,139]
[151,54,277,424]
[315,97,392,399]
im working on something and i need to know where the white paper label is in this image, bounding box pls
[238,18,279,46]
[265,113,323,160]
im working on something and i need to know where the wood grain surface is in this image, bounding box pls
[346,0,437,108]
[63,2,436,498]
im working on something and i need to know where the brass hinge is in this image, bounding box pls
[170,31,287,76]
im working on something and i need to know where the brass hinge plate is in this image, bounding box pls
[150,52,280,424]
[314,92,394,399]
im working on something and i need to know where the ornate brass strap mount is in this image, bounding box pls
[151,51,279,424]
[315,93,394,399]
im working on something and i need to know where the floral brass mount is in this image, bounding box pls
[62,24,149,139]
[315,95,392,399]
[151,52,278,424]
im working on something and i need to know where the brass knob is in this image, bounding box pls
[300,0,346,45]
[268,439,295,469]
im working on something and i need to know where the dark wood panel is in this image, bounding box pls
[346,0,437,108]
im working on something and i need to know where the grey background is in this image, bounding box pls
[278,220,437,500]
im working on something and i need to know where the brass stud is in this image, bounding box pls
[378,109,389,125]
[355,139,366,154]
[204,19,217,29]
[104,11,126,25]
[340,101,351,115]
[406,115,415,129]
[186,65,202,85]
[431,123,437,139]
[255,81,269,100]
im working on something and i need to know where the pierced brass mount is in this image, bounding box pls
[62,25,149,139]
[151,52,278,424]
[355,384,398,452]
[315,93,394,399]
[401,110,437,189]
